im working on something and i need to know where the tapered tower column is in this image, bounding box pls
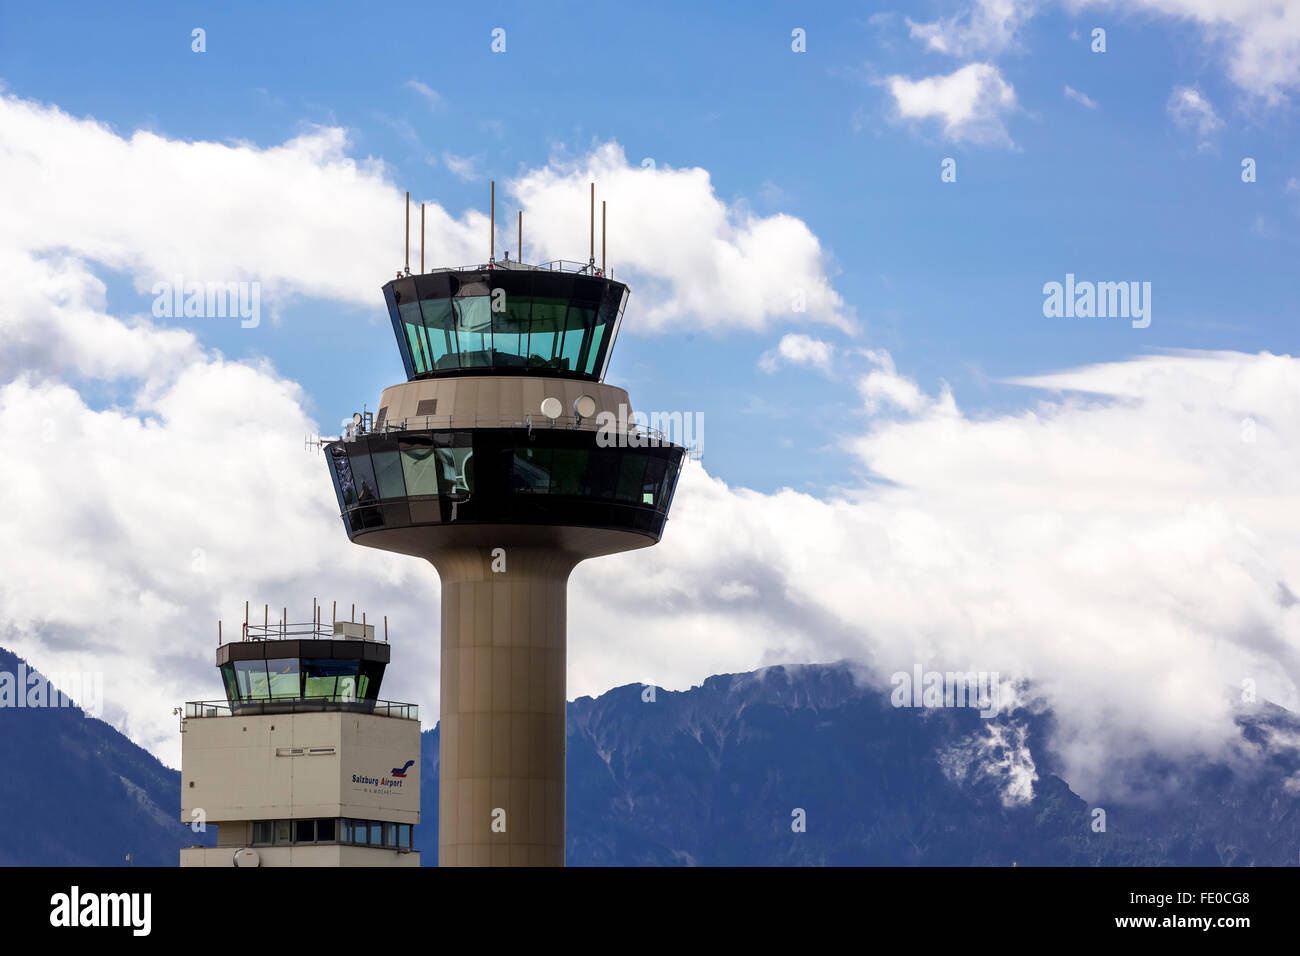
[434,546,575,866]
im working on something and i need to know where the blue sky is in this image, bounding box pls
[5,0,1296,495]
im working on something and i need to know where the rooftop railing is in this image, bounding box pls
[343,412,673,446]
[184,698,418,720]
[406,259,614,278]
[239,621,386,642]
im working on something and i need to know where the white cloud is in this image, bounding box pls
[0,94,845,337]
[571,348,1300,801]
[1074,0,1300,102]
[1064,83,1099,108]
[759,334,834,374]
[908,0,1037,57]
[883,63,1019,147]
[507,143,851,332]
[1167,84,1223,144]
[405,79,446,112]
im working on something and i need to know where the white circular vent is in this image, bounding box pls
[574,395,597,419]
[539,397,562,420]
[233,848,261,868]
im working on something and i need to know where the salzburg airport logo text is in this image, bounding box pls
[353,760,413,790]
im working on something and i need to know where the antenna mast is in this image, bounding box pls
[490,180,495,264]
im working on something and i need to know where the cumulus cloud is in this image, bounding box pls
[759,334,834,374]
[0,94,845,338]
[883,63,1019,147]
[1074,0,1300,102]
[908,0,1037,57]
[507,143,850,332]
[572,348,1300,801]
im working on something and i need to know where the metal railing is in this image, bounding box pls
[345,412,673,445]
[240,621,385,642]
[414,259,612,278]
[185,698,418,720]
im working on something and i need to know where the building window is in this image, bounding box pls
[273,820,292,845]
[252,821,273,845]
[397,824,411,849]
[294,818,315,843]
[316,818,336,842]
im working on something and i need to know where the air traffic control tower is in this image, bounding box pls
[180,608,421,867]
[322,191,685,865]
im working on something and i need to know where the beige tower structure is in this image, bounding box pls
[323,249,684,865]
[180,614,421,867]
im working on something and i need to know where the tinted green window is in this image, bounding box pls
[512,447,551,493]
[359,661,384,699]
[584,322,607,374]
[234,660,270,699]
[372,450,406,499]
[494,292,532,366]
[528,298,566,366]
[338,674,359,702]
[420,297,458,370]
[220,664,238,701]
[559,307,593,373]
[348,452,378,504]
[455,297,492,367]
[585,449,620,500]
[436,447,474,495]
[550,449,587,496]
[400,443,441,496]
[266,658,300,699]
[399,302,430,375]
[615,454,648,503]
[330,448,356,507]
[302,658,355,699]
[642,457,668,506]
